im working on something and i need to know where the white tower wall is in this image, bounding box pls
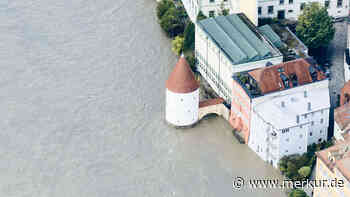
[166,89,199,126]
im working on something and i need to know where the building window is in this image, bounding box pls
[289,0,293,4]
[282,128,289,133]
[288,10,293,13]
[210,0,215,3]
[258,7,262,15]
[209,10,215,17]
[325,0,330,8]
[337,0,343,7]
[318,138,322,142]
[311,121,314,126]
[280,0,284,4]
[310,132,313,136]
[300,125,302,128]
[268,6,274,14]
[300,3,306,10]
[286,138,290,142]
[304,114,308,118]
[320,118,324,124]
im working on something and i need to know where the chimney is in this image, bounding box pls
[296,115,300,124]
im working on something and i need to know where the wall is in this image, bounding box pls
[238,0,258,25]
[166,89,199,126]
[195,24,235,103]
[182,0,200,22]
[230,79,252,143]
[199,103,230,120]
[258,0,349,20]
[200,0,233,17]
[314,157,350,197]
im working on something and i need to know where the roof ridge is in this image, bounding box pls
[214,16,259,62]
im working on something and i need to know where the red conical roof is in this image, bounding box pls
[166,55,199,93]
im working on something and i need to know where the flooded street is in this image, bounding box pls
[0,0,285,196]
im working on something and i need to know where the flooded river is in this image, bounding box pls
[0,0,286,196]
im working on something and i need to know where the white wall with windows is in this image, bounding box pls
[182,0,235,22]
[258,0,349,20]
[248,80,330,168]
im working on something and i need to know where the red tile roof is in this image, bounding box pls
[316,137,350,182]
[340,81,350,106]
[334,103,350,132]
[248,59,326,94]
[166,56,199,93]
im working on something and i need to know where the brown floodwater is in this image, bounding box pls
[0,0,286,196]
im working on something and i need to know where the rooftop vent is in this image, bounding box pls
[290,73,298,87]
[277,67,285,73]
[309,65,318,82]
[280,73,289,89]
[266,61,273,66]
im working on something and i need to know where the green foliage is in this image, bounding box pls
[288,189,308,197]
[160,7,186,38]
[156,0,174,20]
[298,166,311,178]
[186,55,197,72]
[172,36,184,56]
[157,0,188,38]
[218,2,229,16]
[197,11,207,21]
[279,140,334,182]
[184,22,195,51]
[296,2,335,49]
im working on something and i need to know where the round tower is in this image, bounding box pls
[166,55,199,127]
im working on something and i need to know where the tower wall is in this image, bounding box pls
[166,89,199,126]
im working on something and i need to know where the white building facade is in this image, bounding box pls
[181,0,258,24]
[166,89,200,126]
[248,77,330,167]
[258,0,349,20]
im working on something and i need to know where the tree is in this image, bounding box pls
[197,11,207,21]
[296,2,335,49]
[184,22,195,51]
[186,55,197,72]
[172,36,184,56]
[156,0,174,20]
[288,189,308,197]
[298,166,311,178]
[218,1,229,16]
[160,7,186,38]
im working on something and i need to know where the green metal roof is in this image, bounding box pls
[258,25,283,48]
[198,14,273,65]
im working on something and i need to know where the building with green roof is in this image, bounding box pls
[195,13,282,104]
